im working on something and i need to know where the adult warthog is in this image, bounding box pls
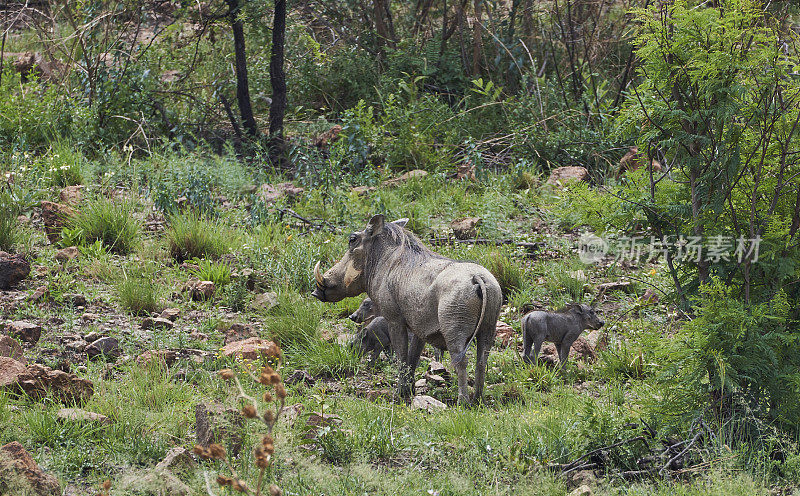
[311,215,502,404]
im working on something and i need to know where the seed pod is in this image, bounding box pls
[208,443,226,459]
[192,445,211,459]
[216,475,233,486]
[263,391,273,402]
[241,404,258,418]
[232,479,249,492]
[264,409,276,423]
[269,373,281,385]
[275,384,287,399]
[269,484,283,496]
[218,369,235,380]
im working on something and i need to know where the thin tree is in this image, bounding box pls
[268,0,287,167]
[226,0,258,137]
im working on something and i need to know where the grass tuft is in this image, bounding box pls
[117,276,162,316]
[70,198,141,254]
[166,213,234,261]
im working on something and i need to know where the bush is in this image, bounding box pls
[166,214,233,262]
[117,277,161,316]
[69,198,141,254]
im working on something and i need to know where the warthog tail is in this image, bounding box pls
[453,274,488,364]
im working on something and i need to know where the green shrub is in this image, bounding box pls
[166,213,233,262]
[117,277,161,316]
[69,198,141,254]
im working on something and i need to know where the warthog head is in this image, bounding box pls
[571,303,604,330]
[349,297,377,323]
[312,215,408,303]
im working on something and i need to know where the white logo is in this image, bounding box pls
[579,233,608,264]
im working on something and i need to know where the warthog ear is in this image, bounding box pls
[366,214,385,236]
[392,218,409,228]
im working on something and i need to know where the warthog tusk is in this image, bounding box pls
[314,261,324,286]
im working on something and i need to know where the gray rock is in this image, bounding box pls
[85,337,121,360]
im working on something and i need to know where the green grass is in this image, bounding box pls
[69,197,141,254]
[166,213,236,261]
[117,276,162,316]
[0,191,20,251]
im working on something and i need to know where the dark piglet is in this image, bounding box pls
[521,303,604,368]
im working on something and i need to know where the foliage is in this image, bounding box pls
[68,198,141,255]
[166,213,233,262]
[190,258,232,288]
[0,191,21,252]
[117,276,162,316]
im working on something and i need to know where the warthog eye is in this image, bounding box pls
[349,233,358,245]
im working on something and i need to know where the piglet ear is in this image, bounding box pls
[392,218,409,228]
[366,214,385,236]
[571,303,584,314]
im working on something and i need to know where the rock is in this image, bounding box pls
[427,361,451,381]
[351,185,377,195]
[223,323,256,345]
[58,185,83,206]
[569,469,597,487]
[6,321,41,344]
[1,359,94,405]
[56,408,112,425]
[452,162,477,181]
[313,124,343,148]
[251,291,278,312]
[40,201,75,244]
[568,485,593,496]
[141,317,174,330]
[279,403,304,425]
[64,339,87,353]
[83,330,101,342]
[189,280,215,300]
[365,389,392,401]
[542,337,597,363]
[411,395,447,414]
[596,280,632,293]
[617,147,662,177]
[0,357,28,388]
[85,337,121,360]
[304,413,342,440]
[28,286,47,303]
[450,217,481,240]
[545,166,589,187]
[0,251,31,290]
[62,293,87,307]
[55,246,79,262]
[285,369,315,387]
[10,51,67,83]
[189,329,209,341]
[195,403,244,456]
[640,288,659,304]
[0,336,25,363]
[0,441,61,496]
[155,447,196,472]
[137,468,192,496]
[571,337,598,362]
[585,330,608,353]
[495,320,514,347]
[257,182,305,203]
[137,349,178,367]
[414,378,428,391]
[383,169,428,187]
[221,337,280,360]
[424,373,446,386]
[159,308,181,322]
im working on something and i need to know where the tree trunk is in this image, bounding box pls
[472,0,484,75]
[227,0,258,137]
[269,0,288,168]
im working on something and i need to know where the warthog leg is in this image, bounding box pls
[390,322,413,398]
[472,331,492,402]
[406,334,425,396]
[447,335,471,405]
